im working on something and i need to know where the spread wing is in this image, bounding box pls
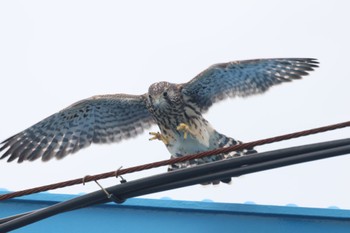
[0,94,154,163]
[182,58,319,112]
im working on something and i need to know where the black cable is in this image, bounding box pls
[1,138,350,232]
[102,141,350,201]
[133,144,350,196]
[0,209,42,225]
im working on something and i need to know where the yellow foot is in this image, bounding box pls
[176,123,195,140]
[149,132,169,145]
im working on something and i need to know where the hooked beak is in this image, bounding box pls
[150,95,166,111]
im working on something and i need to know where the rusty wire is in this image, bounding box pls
[1,120,350,201]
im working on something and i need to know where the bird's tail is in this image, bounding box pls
[167,132,256,185]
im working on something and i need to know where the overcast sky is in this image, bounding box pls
[1,0,350,209]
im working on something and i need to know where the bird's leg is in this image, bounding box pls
[176,123,196,139]
[149,132,169,145]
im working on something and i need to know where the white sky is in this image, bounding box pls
[1,0,350,209]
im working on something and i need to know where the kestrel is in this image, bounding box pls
[0,58,318,184]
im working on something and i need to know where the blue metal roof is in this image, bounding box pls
[1,191,350,233]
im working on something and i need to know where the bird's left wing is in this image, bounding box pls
[0,94,154,163]
[181,58,319,112]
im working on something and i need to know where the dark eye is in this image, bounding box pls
[148,94,152,99]
[163,92,168,97]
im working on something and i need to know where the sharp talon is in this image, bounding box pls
[148,131,169,145]
[149,132,158,141]
[176,123,191,139]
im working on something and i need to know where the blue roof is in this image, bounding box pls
[1,191,350,233]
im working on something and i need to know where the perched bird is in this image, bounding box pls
[0,58,318,184]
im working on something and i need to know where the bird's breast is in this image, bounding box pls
[161,117,215,156]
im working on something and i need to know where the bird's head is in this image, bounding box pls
[147,82,182,112]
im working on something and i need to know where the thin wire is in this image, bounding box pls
[1,140,350,232]
[4,138,349,225]
[0,120,349,201]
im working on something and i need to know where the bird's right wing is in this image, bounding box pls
[182,58,319,112]
[0,94,154,163]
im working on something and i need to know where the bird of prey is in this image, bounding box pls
[0,58,318,184]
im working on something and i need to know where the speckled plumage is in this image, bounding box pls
[1,58,318,183]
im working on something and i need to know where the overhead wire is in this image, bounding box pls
[1,120,349,201]
[1,138,350,232]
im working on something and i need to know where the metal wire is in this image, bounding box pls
[1,138,350,232]
[0,120,349,201]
